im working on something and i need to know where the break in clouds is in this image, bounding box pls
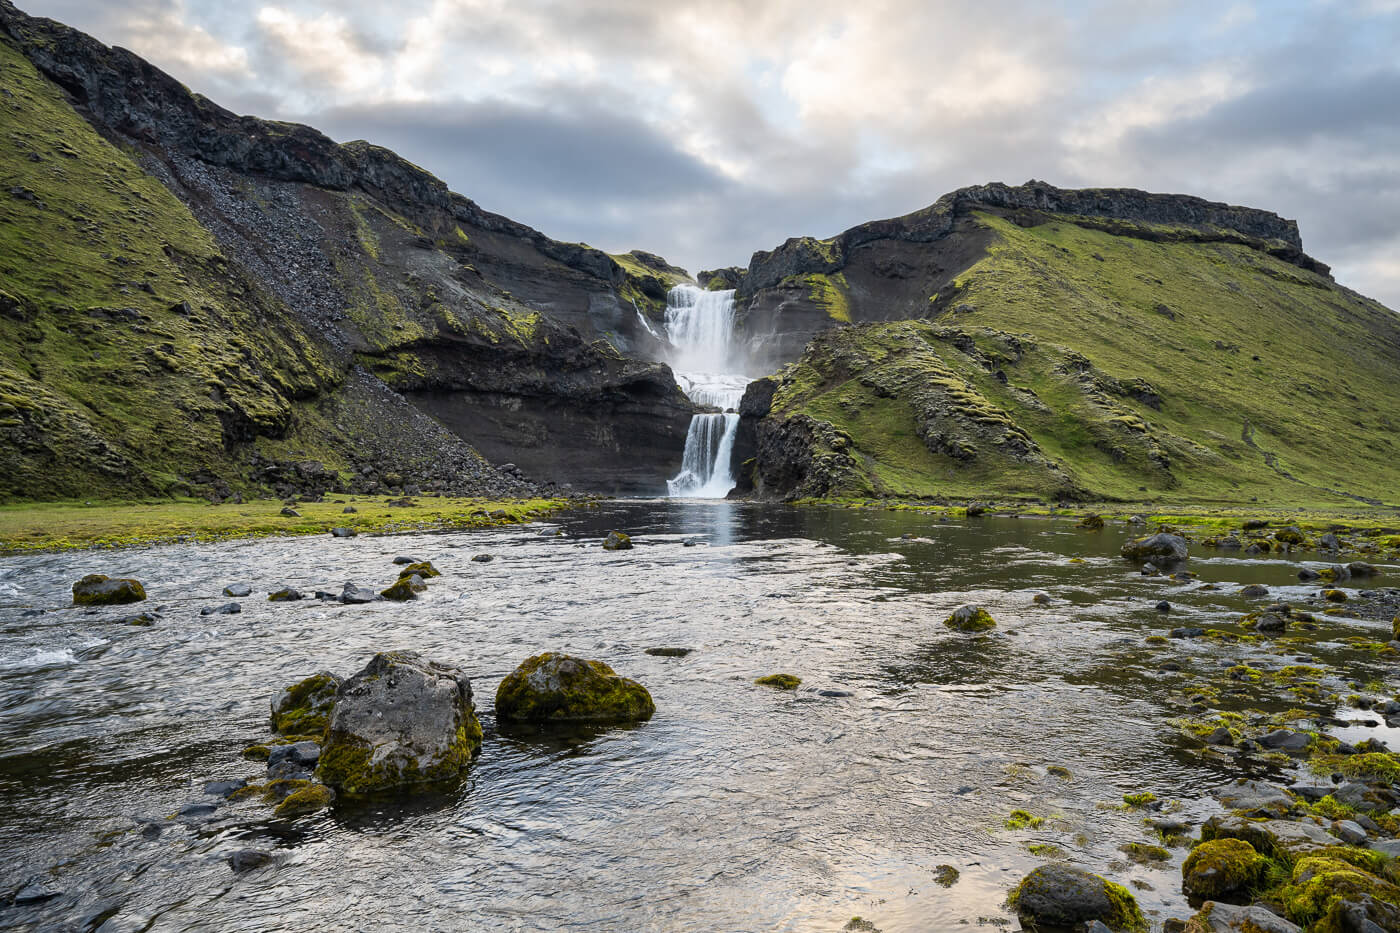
[28,0,1400,309]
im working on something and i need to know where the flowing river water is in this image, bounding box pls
[1,501,1398,931]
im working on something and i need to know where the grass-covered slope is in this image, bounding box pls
[753,212,1400,507]
[0,41,337,499]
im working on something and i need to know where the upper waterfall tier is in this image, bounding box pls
[665,285,739,376]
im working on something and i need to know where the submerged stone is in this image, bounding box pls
[397,561,440,579]
[644,647,693,657]
[273,783,334,817]
[72,574,146,606]
[755,673,802,690]
[497,653,655,723]
[1007,864,1144,931]
[316,651,482,794]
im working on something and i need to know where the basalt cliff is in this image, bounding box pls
[0,0,693,500]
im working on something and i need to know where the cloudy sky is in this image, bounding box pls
[26,0,1400,309]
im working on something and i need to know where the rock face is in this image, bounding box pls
[315,652,482,794]
[72,574,145,605]
[495,653,655,724]
[0,1,692,499]
[1007,864,1144,931]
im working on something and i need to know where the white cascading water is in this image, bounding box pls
[665,285,749,497]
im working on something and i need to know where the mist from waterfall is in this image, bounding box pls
[664,285,749,497]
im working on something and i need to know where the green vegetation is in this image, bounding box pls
[805,272,852,323]
[1181,838,1270,899]
[754,673,802,690]
[0,495,567,553]
[1004,808,1045,830]
[763,211,1400,506]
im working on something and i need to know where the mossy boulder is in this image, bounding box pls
[1277,855,1400,930]
[1121,532,1189,563]
[1323,588,1347,602]
[1274,526,1306,545]
[755,673,801,690]
[72,574,146,605]
[268,588,302,602]
[381,575,427,601]
[495,653,654,723]
[1077,513,1106,530]
[270,672,341,737]
[602,530,633,551]
[944,604,996,632]
[1007,864,1145,931]
[273,782,334,817]
[315,651,482,794]
[1182,838,1270,901]
[397,561,440,579]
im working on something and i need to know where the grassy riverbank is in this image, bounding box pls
[795,496,1400,550]
[0,495,572,554]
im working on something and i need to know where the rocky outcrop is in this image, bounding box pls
[1006,864,1145,931]
[732,180,1329,371]
[315,651,482,794]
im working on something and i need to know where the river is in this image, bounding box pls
[1,501,1396,931]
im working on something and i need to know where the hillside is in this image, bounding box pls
[0,1,694,501]
[736,200,1400,507]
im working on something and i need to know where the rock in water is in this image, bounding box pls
[397,561,440,579]
[223,584,253,597]
[944,605,996,632]
[270,672,342,736]
[602,531,633,551]
[495,653,654,723]
[72,574,146,606]
[268,588,302,602]
[315,652,482,794]
[330,527,357,538]
[1007,864,1144,931]
[381,575,427,601]
[1121,532,1189,563]
[755,673,801,690]
[274,783,334,817]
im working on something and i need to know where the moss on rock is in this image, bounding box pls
[945,604,996,632]
[1182,838,1270,901]
[755,673,802,690]
[1007,863,1145,931]
[72,574,146,605]
[397,561,440,579]
[273,782,334,817]
[270,672,341,737]
[495,652,655,723]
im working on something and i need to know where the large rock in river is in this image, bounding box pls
[1007,863,1144,931]
[72,574,146,605]
[1121,532,1189,563]
[496,652,655,724]
[315,652,482,794]
[270,672,342,737]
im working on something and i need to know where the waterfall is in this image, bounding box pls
[665,285,748,498]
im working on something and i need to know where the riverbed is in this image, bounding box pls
[1,501,1396,931]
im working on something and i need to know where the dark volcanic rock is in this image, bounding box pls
[72,574,145,605]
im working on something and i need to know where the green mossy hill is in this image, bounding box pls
[0,40,338,500]
[495,653,655,723]
[750,211,1400,508]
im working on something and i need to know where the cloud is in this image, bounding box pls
[18,0,1400,310]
